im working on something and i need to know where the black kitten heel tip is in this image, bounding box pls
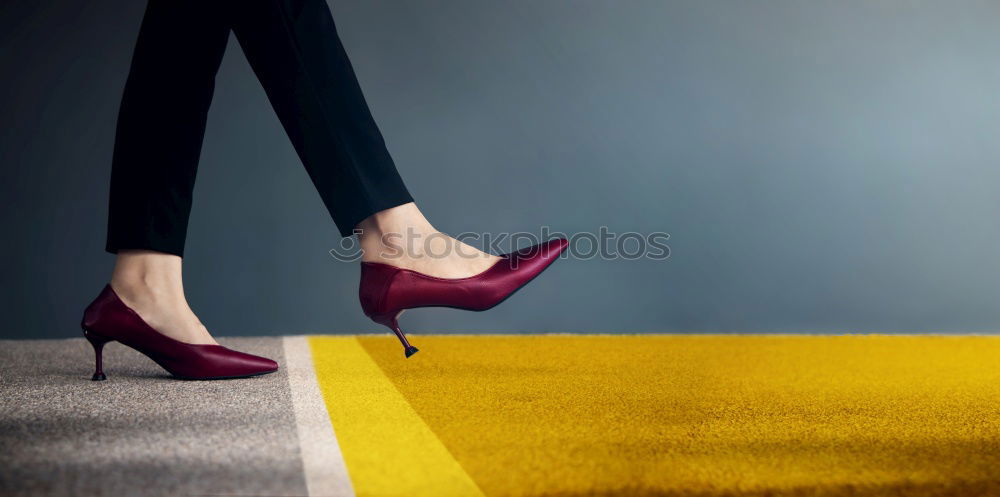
[91,373,107,381]
[405,346,419,358]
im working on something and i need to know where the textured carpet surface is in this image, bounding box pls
[0,337,305,497]
[3,335,1000,497]
[312,336,485,497]
[315,335,1000,497]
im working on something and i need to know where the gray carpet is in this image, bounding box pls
[0,337,308,497]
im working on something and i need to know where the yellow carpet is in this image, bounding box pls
[311,336,484,497]
[311,335,1000,497]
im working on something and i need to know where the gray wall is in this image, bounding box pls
[2,0,999,339]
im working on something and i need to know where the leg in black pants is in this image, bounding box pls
[91,0,558,367]
[106,0,413,257]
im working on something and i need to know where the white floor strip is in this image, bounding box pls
[284,336,356,497]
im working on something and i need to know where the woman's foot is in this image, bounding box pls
[110,250,217,345]
[356,203,502,279]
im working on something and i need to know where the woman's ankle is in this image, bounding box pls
[354,202,500,276]
[356,203,436,261]
[110,250,186,302]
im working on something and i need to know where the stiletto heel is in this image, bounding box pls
[359,238,568,358]
[83,328,112,381]
[371,312,419,358]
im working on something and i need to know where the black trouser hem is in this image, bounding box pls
[105,238,186,258]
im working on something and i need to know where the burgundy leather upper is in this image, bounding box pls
[359,237,568,318]
[81,285,278,379]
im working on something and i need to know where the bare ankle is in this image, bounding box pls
[354,202,499,276]
[111,250,185,302]
[357,204,435,262]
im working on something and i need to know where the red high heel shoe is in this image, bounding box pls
[359,237,568,357]
[80,285,279,380]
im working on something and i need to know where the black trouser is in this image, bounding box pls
[106,0,413,256]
